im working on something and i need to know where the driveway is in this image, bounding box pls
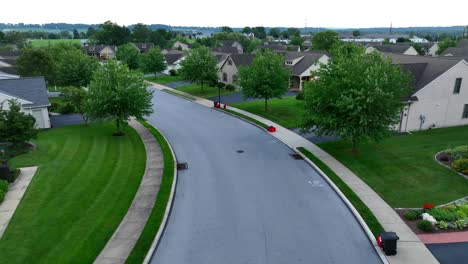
[207,91,297,104]
[426,242,468,264]
[50,114,84,128]
[147,90,381,264]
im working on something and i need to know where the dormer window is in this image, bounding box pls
[286,61,293,65]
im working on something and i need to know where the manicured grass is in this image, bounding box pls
[126,120,175,264]
[297,147,385,236]
[220,108,269,129]
[163,89,195,100]
[176,84,236,98]
[232,97,304,128]
[0,122,146,264]
[145,75,184,84]
[30,39,82,48]
[318,125,468,208]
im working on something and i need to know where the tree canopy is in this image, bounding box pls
[140,47,166,75]
[301,43,410,152]
[117,43,141,70]
[312,30,340,51]
[92,21,131,46]
[86,60,153,135]
[239,50,290,111]
[179,46,218,91]
[437,37,457,55]
[55,48,99,87]
[16,48,54,82]
[0,100,38,146]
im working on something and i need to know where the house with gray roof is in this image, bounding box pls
[220,40,243,54]
[441,39,468,61]
[421,42,439,56]
[384,53,468,131]
[0,77,51,128]
[366,43,419,55]
[83,44,117,59]
[132,43,154,53]
[162,50,185,75]
[0,51,21,79]
[218,54,255,85]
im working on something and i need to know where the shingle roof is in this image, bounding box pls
[133,43,154,52]
[0,77,50,107]
[212,52,230,64]
[221,40,236,47]
[287,52,328,76]
[164,53,184,65]
[369,44,412,54]
[441,46,468,61]
[229,54,255,68]
[384,53,462,93]
[83,45,116,54]
[456,39,468,48]
[212,46,240,54]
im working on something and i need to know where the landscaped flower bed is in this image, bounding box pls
[400,201,468,233]
[436,146,468,176]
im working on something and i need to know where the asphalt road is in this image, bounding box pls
[147,89,381,264]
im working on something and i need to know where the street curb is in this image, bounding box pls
[213,107,268,131]
[215,106,388,263]
[142,123,178,264]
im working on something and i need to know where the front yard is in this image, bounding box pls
[144,75,184,85]
[0,122,146,264]
[318,125,468,208]
[232,97,304,129]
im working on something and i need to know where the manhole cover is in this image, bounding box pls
[290,154,303,160]
[177,162,188,170]
[236,150,244,153]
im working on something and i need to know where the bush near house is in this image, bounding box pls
[0,179,8,203]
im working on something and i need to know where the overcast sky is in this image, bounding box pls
[2,0,467,28]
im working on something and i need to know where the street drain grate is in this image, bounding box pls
[177,162,188,170]
[290,154,303,160]
[236,150,244,153]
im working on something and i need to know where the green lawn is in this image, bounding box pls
[232,97,303,129]
[145,75,184,85]
[0,122,146,264]
[318,125,468,208]
[30,39,82,48]
[176,84,236,98]
[220,108,269,129]
[297,147,384,236]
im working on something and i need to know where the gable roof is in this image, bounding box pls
[83,45,116,54]
[368,43,412,54]
[212,52,230,64]
[133,43,154,53]
[221,54,255,69]
[220,40,239,47]
[212,46,240,54]
[384,53,462,94]
[164,52,184,65]
[0,77,50,107]
[456,39,468,48]
[287,52,328,76]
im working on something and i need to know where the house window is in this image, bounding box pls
[463,104,468,119]
[223,73,227,82]
[454,78,462,94]
[286,61,293,65]
[228,60,232,66]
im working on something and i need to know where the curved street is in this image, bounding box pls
[147,89,381,264]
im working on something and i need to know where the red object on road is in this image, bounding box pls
[223,104,227,109]
[268,126,276,132]
[377,236,383,248]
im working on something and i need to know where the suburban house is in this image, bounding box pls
[173,41,191,51]
[366,43,419,55]
[163,50,185,75]
[0,51,21,79]
[385,53,468,131]
[278,51,330,90]
[218,54,255,85]
[212,52,230,69]
[132,43,154,53]
[0,77,51,129]
[421,42,439,56]
[212,46,240,54]
[220,40,243,54]
[83,44,117,59]
[441,39,468,61]
[342,33,428,44]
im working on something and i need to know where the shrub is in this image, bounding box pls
[169,69,178,76]
[455,219,467,229]
[404,210,422,221]
[216,82,226,89]
[456,211,467,220]
[448,145,468,159]
[417,220,434,232]
[225,84,236,91]
[423,203,435,210]
[296,91,304,100]
[429,208,458,222]
[437,221,448,229]
[0,179,8,193]
[0,190,5,203]
[451,158,468,174]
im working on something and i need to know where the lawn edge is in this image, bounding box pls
[125,120,178,264]
[296,147,389,264]
[162,89,196,101]
[215,107,269,130]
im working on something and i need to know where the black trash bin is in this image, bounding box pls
[380,232,399,255]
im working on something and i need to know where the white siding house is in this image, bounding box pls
[0,77,51,129]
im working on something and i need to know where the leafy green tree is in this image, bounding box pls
[221,26,233,33]
[61,87,89,123]
[312,30,340,51]
[86,27,97,38]
[396,37,410,43]
[290,36,304,49]
[140,47,166,76]
[252,26,267,39]
[269,28,281,38]
[437,37,457,55]
[242,27,252,34]
[149,29,171,49]
[179,46,218,91]
[117,43,141,70]
[239,50,290,111]
[0,31,5,42]
[281,30,289,39]
[86,60,153,135]
[287,27,301,38]
[132,23,152,43]
[301,43,410,152]
[16,48,54,82]
[55,48,98,87]
[383,38,391,44]
[0,100,38,147]
[92,21,131,46]
[352,30,360,37]
[73,29,80,39]
[410,43,426,55]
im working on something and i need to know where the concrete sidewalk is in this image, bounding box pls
[148,81,439,264]
[0,166,38,239]
[94,119,164,264]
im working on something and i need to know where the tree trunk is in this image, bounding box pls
[116,119,121,134]
[351,138,358,153]
[264,98,268,112]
